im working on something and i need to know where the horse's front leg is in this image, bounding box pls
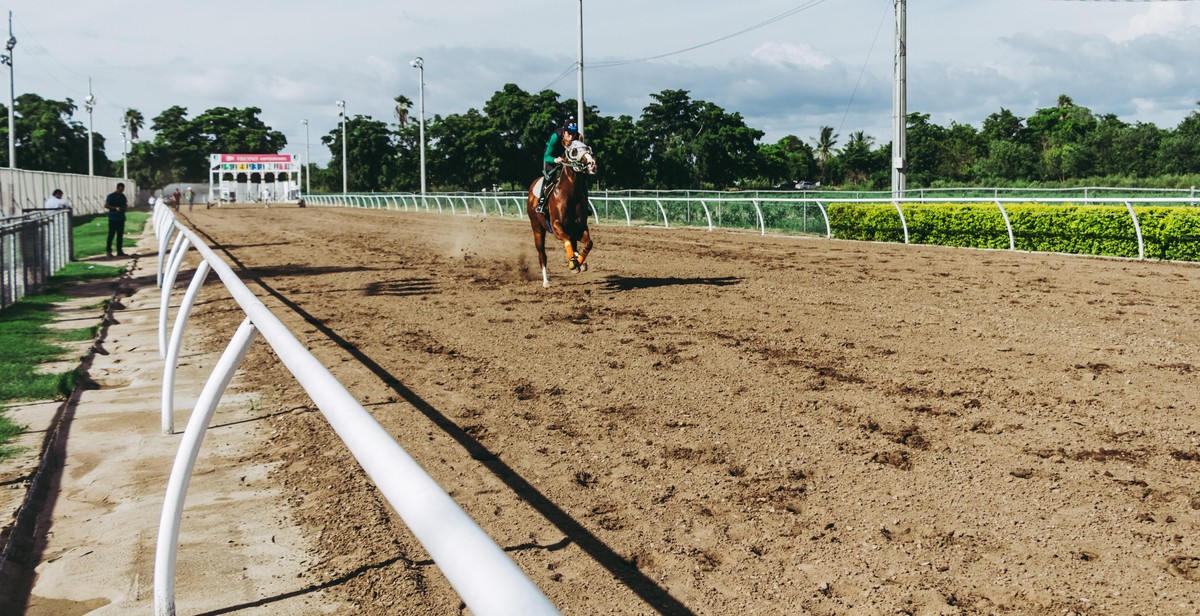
[532,228,550,287]
[574,227,594,271]
[550,221,581,271]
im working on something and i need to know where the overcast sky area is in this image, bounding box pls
[6,0,1200,167]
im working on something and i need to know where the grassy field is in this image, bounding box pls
[0,211,148,461]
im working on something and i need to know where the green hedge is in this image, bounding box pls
[827,202,1200,261]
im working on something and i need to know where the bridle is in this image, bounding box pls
[563,141,596,175]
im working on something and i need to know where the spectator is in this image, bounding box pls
[104,182,128,257]
[43,188,71,210]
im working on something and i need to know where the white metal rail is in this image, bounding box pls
[301,192,1200,261]
[150,203,558,616]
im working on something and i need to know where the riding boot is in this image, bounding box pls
[536,185,549,215]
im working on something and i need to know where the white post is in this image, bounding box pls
[411,57,427,195]
[161,261,212,435]
[892,0,906,199]
[154,318,260,616]
[3,11,13,171]
[86,80,95,176]
[576,0,585,140]
[337,101,347,194]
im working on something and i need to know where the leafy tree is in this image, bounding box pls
[322,114,401,192]
[813,126,838,183]
[935,122,984,184]
[123,108,144,141]
[394,95,413,127]
[840,131,875,185]
[758,135,818,185]
[903,113,945,187]
[1,94,112,175]
[583,113,645,189]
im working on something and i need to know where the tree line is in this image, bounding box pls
[8,87,1200,192]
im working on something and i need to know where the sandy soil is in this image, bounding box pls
[176,204,1200,615]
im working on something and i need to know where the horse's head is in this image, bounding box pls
[564,141,598,176]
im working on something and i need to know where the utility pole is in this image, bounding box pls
[85,79,95,176]
[892,0,906,199]
[576,0,585,139]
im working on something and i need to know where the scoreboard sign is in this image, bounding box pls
[211,153,301,173]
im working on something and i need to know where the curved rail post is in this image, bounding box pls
[814,201,832,238]
[892,199,910,244]
[697,199,714,231]
[653,199,669,228]
[1124,200,1145,260]
[156,223,179,287]
[751,199,766,235]
[994,200,1016,251]
[158,233,192,357]
[154,317,260,616]
[161,261,212,435]
[618,199,631,226]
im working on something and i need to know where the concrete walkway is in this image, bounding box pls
[0,226,342,614]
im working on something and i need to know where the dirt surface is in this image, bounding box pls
[177,204,1200,615]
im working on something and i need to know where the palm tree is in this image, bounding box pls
[393,95,413,127]
[814,126,839,182]
[123,108,145,140]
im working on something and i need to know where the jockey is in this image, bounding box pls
[536,120,580,215]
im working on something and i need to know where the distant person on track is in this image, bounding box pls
[172,187,182,211]
[44,188,70,210]
[535,119,580,216]
[104,182,128,257]
[186,186,195,211]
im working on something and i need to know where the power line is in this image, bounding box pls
[835,0,891,140]
[590,0,835,68]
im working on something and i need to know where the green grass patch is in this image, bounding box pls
[0,212,134,462]
[73,211,150,259]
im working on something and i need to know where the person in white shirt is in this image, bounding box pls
[44,189,71,210]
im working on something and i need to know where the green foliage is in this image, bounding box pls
[827,202,1200,261]
[0,94,113,174]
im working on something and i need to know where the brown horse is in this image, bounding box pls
[526,142,598,287]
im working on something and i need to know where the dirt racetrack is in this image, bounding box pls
[177,204,1199,615]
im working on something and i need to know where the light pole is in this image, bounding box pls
[410,57,426,195]
[2,12,15,170]
[85,79,95,176]
[301,118,311,194]
[121,111,128,180]
[892,0,906,198]
[336,100,347,194]
[576,0,585,139]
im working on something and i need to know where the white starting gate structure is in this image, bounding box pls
[209,153,302,204]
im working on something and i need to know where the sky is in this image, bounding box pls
[5,0,1200,167]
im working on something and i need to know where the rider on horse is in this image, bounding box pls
[536,119,580,215]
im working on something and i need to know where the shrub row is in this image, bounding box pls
[827,203,1200,261]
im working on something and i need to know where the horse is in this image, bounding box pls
[526,141,598,288]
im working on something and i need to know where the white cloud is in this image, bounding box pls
[751,42,834,70]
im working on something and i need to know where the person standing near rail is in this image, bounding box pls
[104,182,128,257]
[43,188,70,210]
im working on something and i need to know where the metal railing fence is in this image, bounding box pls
[0,209,73,310]
[299,192,1200,263]
[150,202,559,616]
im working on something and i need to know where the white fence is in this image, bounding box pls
[151,202,559,615]
[0,168,135,218]
[301,192,1200,261]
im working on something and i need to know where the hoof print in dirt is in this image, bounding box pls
[871,450,912,470]
[1167,555,1200,581]
[574,471,598,487]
